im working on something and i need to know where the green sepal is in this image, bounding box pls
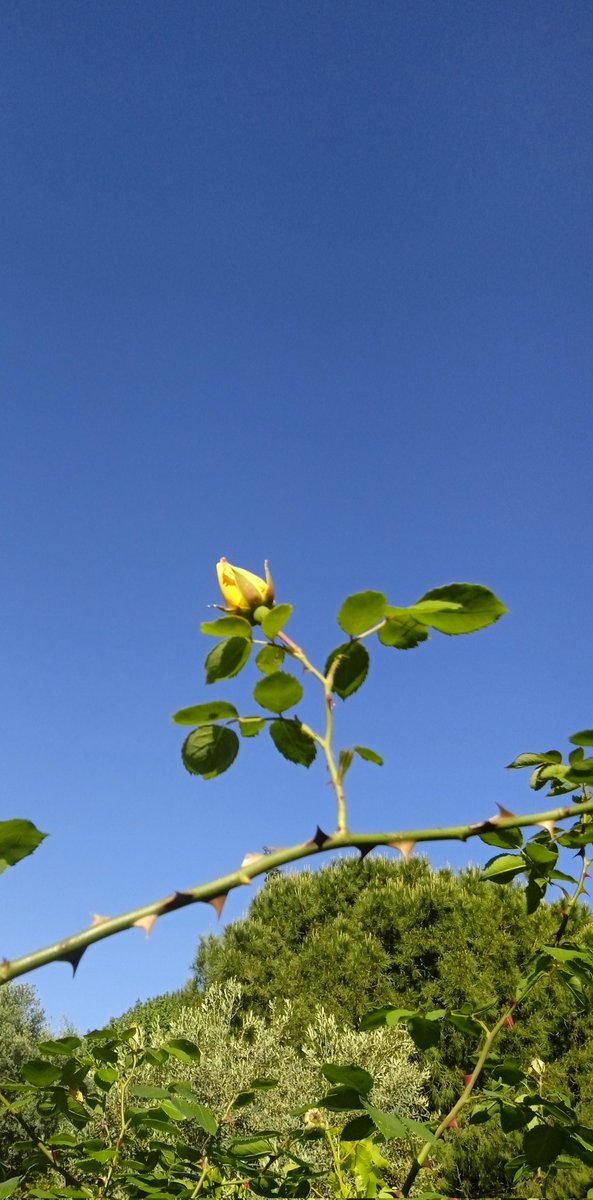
[269,719,317,767]
[254,671,304,713]
[338,591,387,636]
[261,604,293,639]
[173,701,239,725]
[200,616,252,638]
[205,637,252,683]
[182,725,239,779]
[325,642,370,699]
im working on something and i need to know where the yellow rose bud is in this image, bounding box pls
[216,558,275,614]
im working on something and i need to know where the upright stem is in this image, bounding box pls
[278,632,349,831]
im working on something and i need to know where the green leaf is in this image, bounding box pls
[37,1037,82,1056]
[0,1181,21,1198]
[480,827,523,850]
[363,1102,437,1144]
[318,1085,364,1111]
[341,1114,375,1141]
[128,1084,172,1099]
[182,725,239,779]
[261,604,293,638]
[172,700,239,725]
[379,610,429,650]
[481,854,525,883]
[325,642,370,699]
[254,671,303,713]
[507,750,563,768]
[228,1136,274,1157]
[321,1064,374,1095]
[269,719,317,767]
[256,644,286,674]
[449,1011,484,1037]
[523,1124,567,1168]
[338,591,387,635]
[163,1038,201,1062]
[570,730,593,747]
[354,745,384,766]
[414,583,507,634]
[523,841,558,868]
[161,1097,217,1133]
[238,717,267,737]
[359,1006,416,1032]
[200,616,252,638]
[0,819,47,875]
[408,1016,442,1050]
[205,637,252,683]
[21,1059,62,1087]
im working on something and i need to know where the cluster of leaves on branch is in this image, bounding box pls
[3,556,593,1198]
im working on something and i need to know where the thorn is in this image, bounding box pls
[207,893,228,919]
[91,913,110,926]
[496,803,516,820]
[390,839,416,861]
[355,843,376,860]
[57,946,86,976]
[241,852,264,867]
[539,820,557,837]
[307,826,331,849]
[133,914,158,937]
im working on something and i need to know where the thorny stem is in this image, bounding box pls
[400,850,592,1197]
[3,802,593,987]
[0,1086,84,1189]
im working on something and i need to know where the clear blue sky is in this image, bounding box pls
[1,0,592,1032]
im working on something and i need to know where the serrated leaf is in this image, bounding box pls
[317,1085,364,1111]
[37,1037,82,1056]
[379,610,429,650]
[480,827,523,849]
[254,671,303,713]
[341,1114,375,1141]
[507,751,563,769]
[449,1011,484,1037]
[0,819,47,875]
[200,616,252,638]
[359,1006,415,1031]
[238,717,267,737]
[205,637,251,683]
[182,725,239,779]
[255,644,286,674]
[321,1064,374,1095]
[408,1015,442,1050]
[269,719,317,767]
[363,1101,437,1144]
[325,642,370,699]
[570,730,593,747]
[354,745,383,765]
[173,700,239,725]
[161,1097,217,1133]
[261,604,293,638]
[523,841,558,867]
[414,583,507,634]
[164,1038,201,1062]
[523,1124,566,1168]
[0,1181,21,1198]
[21,1060,62,1087]
[338,591,387,635]
[481,854,525,883]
